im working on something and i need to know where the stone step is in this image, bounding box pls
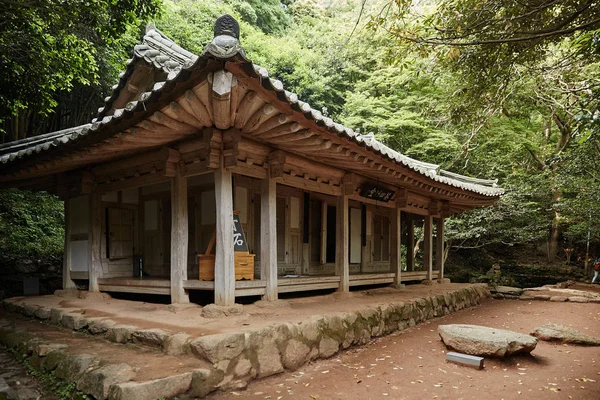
[0,316,211,400]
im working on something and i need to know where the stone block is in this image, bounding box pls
[281,339,310,371]
[569,296,590,303]
[189,368,224,398]
[108,372,192,400]
[35,343,68,357]
[163,333,192,355]
[549,296,568,302]
[77,363,136,400]
[190,332,245,363]
[55,354,97,381]
[107,325,136,343]
[234,358,252,377]
[34,307,51,320]
[318,336,339,358]
[61,313,88,330]
[88,319,116,335]
[50,308,64,325]
[22,305,37,317]
[131,328,167,347]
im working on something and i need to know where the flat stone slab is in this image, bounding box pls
[530,324,600,346]
[492,286,524,296]
[438,324,538,357]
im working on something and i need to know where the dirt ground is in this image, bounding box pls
[208,298,600,400]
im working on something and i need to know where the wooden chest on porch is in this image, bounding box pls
[198,211,255,281]
[198,252,255,281]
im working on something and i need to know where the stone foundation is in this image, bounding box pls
[1,285,490,398]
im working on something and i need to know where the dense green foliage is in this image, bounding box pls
[1,0,599,286]
[0,189,64,266]
[0,0,162,139]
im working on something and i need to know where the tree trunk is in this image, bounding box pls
[548,188,561,262]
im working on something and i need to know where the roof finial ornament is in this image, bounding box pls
[203,14,247,60]
[214,14,240,39]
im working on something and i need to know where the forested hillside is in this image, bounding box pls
[1,0,599,293]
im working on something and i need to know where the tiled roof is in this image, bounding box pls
[0,16,503,198]
[0,124,90,164]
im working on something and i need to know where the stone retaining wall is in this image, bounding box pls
[1,286,490,398]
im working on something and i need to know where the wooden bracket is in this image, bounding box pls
[342,173,358,196]
[395,188,408,208]
[222,128,240,168]
[268,150,286,178]
[428,200,442,217]
[441,201,451,218]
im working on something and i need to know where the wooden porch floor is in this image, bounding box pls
[97,270,439,297]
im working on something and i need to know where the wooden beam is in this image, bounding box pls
[181,89,213,127]
[261,173,278,301]
[436,217,445,281]
[92,147,175,177]
[170,164,190,304]
[274,174,342,196]
[234,91,263,129]
[336,194,349,292]
[243,104,277,133]
[423,216,433,281]
[88,194,101,292]
[214,153,235,306]
[391,206,402,285]
[162,101,204,129]
[212,70,236,130]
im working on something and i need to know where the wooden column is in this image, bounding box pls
[406,218,415,272]
[170,166,190,304]
[261,173,278,301]
[391,206,402,285]
[214,160,235,306]
[88,194,102,293]
[62,198,76,290]
[360,205,368,273]
[336,195,349,292]
[423,216,433,281]
[436,217,445,280]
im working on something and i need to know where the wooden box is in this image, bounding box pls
[198,252,255,281]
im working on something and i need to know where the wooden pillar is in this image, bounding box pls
[170,166,190,304]
[360,204,368,273]
[62,198,76,290]
[214,162,235,306]
[423,216,433,281]
[391,206,402,285]
[261,174,278,301]
[88,194,102,293]
[406,218,415,272]
[336,195,349,292]
[436,217,445,280]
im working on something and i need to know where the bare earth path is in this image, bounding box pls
[208,299,600,400]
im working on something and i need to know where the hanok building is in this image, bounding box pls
[0,16,503,306]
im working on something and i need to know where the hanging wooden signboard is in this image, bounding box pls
[359,183,395,202]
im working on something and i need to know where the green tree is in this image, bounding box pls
[0,0,162,141]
